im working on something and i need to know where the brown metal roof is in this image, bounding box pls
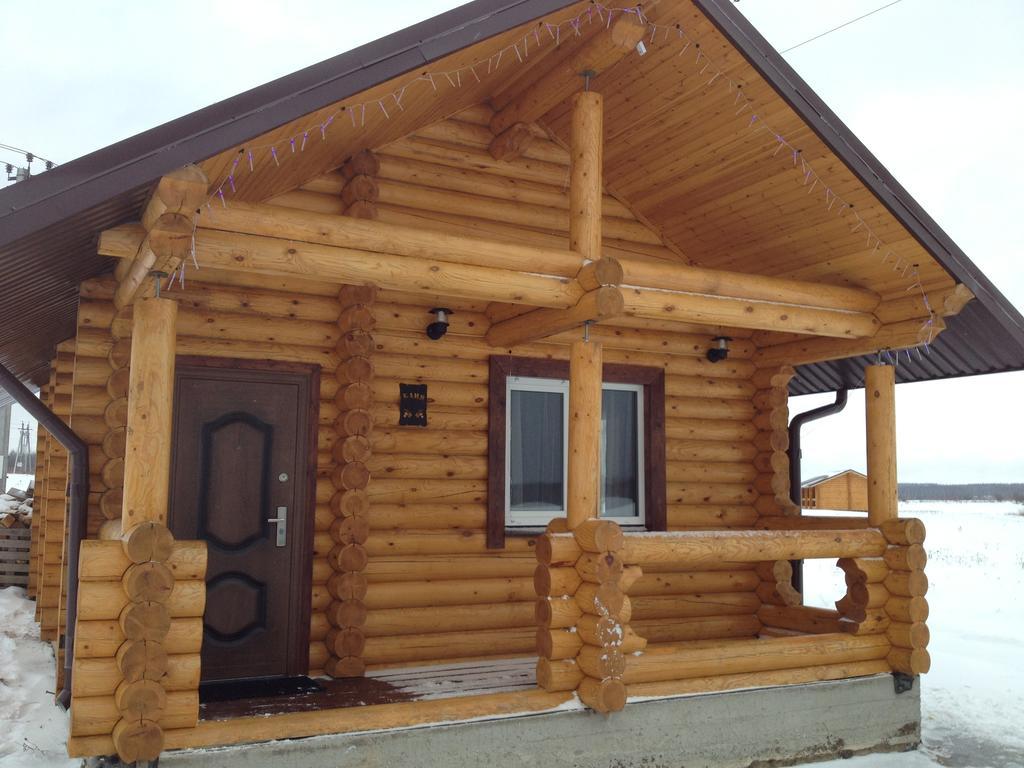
[1,0,1023,398]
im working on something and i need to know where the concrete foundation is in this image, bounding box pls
[163,674,921,768]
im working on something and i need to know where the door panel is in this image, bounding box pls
[169,360,316,682]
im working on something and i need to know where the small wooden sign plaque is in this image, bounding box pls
[399,383,428,426]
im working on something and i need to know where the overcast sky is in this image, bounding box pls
[2,0,1022,483]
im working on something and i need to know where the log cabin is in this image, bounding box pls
[1,1,1023,765]
[801,470,869,512]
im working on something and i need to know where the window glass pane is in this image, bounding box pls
[601,388,640,519]
[509,389,565,512]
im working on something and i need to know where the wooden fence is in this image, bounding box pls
[0,527,31,587]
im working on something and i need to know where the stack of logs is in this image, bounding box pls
[325,284,376,678]
[880,518,930,675]
[35,346,73,642]
[755,559,802,615]
[836,553,890,632]
[751,364,798,520]
[833,518,929,663]
[112,524,180,760]
[71,536,206,760]
[341,150,380,220]
[535,518,645,712]
[99,327,130,539]
[751,365,799,611]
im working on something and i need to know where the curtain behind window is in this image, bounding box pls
[602,389,639,518]
[509,389,564,511]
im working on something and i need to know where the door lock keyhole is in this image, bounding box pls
[278,473,289,482]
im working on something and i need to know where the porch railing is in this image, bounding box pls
[534,516,929,711]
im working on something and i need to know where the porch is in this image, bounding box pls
[163,670,919,767]
[68,513,927,758]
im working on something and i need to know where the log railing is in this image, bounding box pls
[535,519,930,709]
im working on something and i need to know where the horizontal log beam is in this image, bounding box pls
[623,287,881,338]
[622,633,889,684]
[485,286,623,347]
[102,204,886,337]
[100,225,583,309]
[68,689,574,758]
[620,529,887,567]
[622,261,879,313]
[874,283,973,324]
[195,200,585,277]
[490,14,646,137]
[754,317,946,367]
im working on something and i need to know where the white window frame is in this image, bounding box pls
[504,375,645,528]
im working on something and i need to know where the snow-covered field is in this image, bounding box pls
[0,501,1021,766]
[807,501,1024,767]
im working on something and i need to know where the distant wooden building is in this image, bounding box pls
[802,470,869,512]
[1,1,1023,766]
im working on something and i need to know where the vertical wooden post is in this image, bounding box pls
[567,339,602,530]
[569,91,603,262]
[121,297,177,534]
[111,295,179,764]
[566,88,605,532]
[865,364,897,526]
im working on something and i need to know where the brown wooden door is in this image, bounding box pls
[168,359,317,682]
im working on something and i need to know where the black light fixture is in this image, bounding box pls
[706,336,732,363]
[426,308,452,340]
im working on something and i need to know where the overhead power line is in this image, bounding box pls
[1,141,57,184]
[779,0,908,54]
[0,142,57,167]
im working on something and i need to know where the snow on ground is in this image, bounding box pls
[0,501,1020,766]
[0,588,77,767]
[806,501,1024,768]
[4,476,34,493]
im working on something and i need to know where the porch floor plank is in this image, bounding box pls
[200,657,538,721]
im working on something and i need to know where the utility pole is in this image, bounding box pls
[0,403,10,491]
[14,422,33,474]
[2,144,56,185]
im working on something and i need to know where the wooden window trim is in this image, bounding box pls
[487,355,666,549]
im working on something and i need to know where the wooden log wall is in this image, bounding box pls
[77,274,343,676]
[36,343,74,643]
[340,149,380,220]
[70,538,207,759]
[324,284,375,678]
[76,280,123,539]
[353,290,768,667]
[72,280,134,540]
[253,117,768,668]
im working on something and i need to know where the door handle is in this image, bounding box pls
[267,506,287,547]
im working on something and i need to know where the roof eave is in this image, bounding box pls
[693,0,1024,352]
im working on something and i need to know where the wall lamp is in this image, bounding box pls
[706,336,732,363]
[427,308,452,340]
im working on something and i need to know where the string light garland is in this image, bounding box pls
[176,1,937,353]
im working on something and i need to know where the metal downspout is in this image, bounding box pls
[787,389,848,592]
[0,362,89,710]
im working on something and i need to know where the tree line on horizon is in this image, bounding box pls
[899,483,1024,502]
